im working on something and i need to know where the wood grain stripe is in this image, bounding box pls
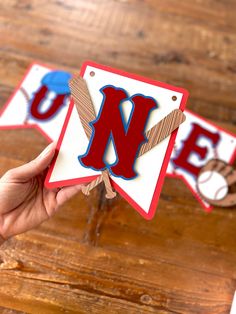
[69,76,96,139]
[102,170,117,199]
[138,109,186,157]
[81,175,103,195]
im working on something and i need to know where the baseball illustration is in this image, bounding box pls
[197,170,228,201]
[197,159,236,207]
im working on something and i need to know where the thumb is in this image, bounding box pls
[5,142,57,181]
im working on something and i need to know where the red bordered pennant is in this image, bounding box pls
[45,61,188,219]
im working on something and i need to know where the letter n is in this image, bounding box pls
[79,86,157,179]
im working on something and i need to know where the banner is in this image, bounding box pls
[1,62,235,212]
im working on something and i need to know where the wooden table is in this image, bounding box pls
[0,1,236,313]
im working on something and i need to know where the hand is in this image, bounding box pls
[0,142,81,240]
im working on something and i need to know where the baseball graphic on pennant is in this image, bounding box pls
[45,61,189,219]
[197,159,236,207]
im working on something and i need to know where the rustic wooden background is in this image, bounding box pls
[0,0,236,313]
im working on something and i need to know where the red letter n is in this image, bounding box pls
[79,86,158,179]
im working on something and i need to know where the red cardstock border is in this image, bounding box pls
[45,60,189,220]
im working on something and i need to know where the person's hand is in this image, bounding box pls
[0,142,81,240]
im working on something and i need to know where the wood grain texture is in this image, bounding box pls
[70,75,96,139]
[0,1,236,313]
[139,109,186,157]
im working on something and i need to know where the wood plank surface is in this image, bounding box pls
[0,1,236,313]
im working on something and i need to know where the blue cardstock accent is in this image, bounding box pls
[28,70,71,122]
[42,70,72,95]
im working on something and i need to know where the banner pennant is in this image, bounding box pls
[45,61,188,219]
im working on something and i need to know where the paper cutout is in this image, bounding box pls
[70,75,185,196]
[78,86,158,180]
[45,61,188,220]
[167,110,236,210]
[0,63,71,141]
[197,159,236,207]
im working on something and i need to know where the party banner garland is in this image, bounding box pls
[0,62,235,216]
